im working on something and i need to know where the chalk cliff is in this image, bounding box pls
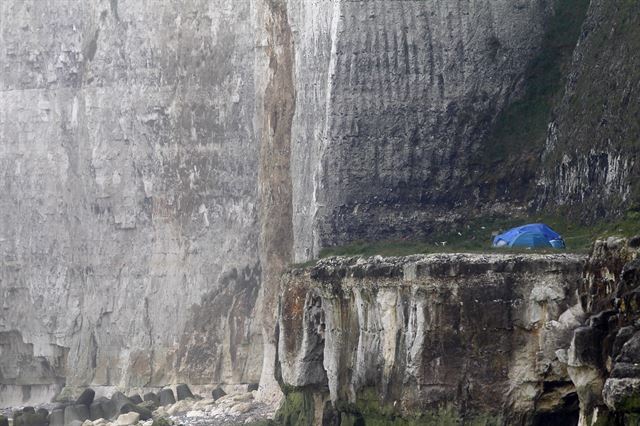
[274,239,640,425]
[0,0,564,403]
[538,0,640,219]
[275,254,587,424]
[0,0,262,404]
[290,0,556,256]
[2,0,640,415]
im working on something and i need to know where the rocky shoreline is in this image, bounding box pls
[0,385,275,426]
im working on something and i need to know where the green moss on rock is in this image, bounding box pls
[151,418,172,426]
[619,393,640,413]
[272,387,504,425]
[334,388,502,426]
[272,391,316,426]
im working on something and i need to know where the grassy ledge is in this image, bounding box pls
[290,212,640,268]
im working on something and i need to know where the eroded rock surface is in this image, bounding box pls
[560,239,640,425]
[2,0,636,414]
[539,0,640,220]
[290,0,556,258]
[0,0,262,404]
[276,253,586,423]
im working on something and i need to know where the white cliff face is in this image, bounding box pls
[0,0,571,407]
[288,0,553,257]
[0,0,262,404]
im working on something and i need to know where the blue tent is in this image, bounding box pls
[492,223,565,249]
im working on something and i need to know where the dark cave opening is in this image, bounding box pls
[533,392,580,426]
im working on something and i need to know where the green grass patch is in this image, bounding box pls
[313,212,640,260]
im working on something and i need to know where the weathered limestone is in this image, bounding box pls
[0,0,262,404]
[559,239,640,424]
[539,0,640,219]
[2,0,635,414]
[114,412,138,426]
[296,1,555,255]
[276,253,586,423]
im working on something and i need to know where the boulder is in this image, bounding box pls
[211,387,226,401]
[35,410,48,419]
[142,393,159,405]
[617,332,640,363]
[175,384,193,401]
[49,408,64,426]
[94,398,117,421]
[119,404,152,421]
[604,378,640,412]
[231,392,253,402]
[192,399,214,410]
[110,393,132,413]
[151,407,168,419]
[127,395,142,405]
[230,402,253,415]
[158,389,175,406]
[76,389,96,407]
[22,409,35,415]
[151,419,170,426]
[89,402,105,421]
[166,400,193,416]
[15,413,47,426]
[114,413,139,426]
[137,401,157,412]
[64,404,90,425]
[81,421,93,426]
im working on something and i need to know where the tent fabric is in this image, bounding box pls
[492,223,565,249]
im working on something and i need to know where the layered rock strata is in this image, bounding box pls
[3,0,636,411]
[292,0,556,256]
[559,238,640,425]
[276,253,586,424]
[538,0,640,219]
[0,0,565,404]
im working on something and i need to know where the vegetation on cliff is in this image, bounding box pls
[472,0,591,203]
[312,212,640,261]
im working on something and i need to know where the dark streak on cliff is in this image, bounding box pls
[259,0,296,350]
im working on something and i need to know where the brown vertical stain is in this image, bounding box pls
[259,0,296,346]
